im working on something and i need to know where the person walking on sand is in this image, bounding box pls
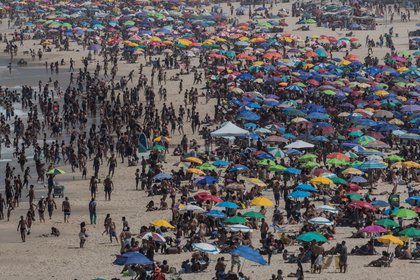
[89,198,97,225]
[62,197,71,223]
[17,216,27,242]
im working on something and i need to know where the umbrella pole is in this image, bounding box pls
[240,259,246,272]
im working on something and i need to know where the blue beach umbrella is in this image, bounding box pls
[289,190,310,198]
[230,245,267,265]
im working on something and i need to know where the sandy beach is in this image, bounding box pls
[0,1,419,280]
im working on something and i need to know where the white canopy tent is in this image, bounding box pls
[284,140,314,149]
[211,121,250,137]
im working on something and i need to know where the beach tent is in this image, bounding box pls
[285,140,315,149]
[211,121,250,137]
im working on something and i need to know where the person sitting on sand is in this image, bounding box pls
[51,227,60,237]
[146,200,157,211]
[366,251,392,267]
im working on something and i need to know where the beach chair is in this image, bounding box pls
[322,256,333,270]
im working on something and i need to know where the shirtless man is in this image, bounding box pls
[17,216,28,242]
[37,197,46,223]
[62,197,71,223]
[26,185,35,206]
[103,176,114,201]
[46,195,57,219]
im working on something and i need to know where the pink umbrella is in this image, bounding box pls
[361,225,387,233]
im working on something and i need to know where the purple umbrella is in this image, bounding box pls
[361,225,387,233]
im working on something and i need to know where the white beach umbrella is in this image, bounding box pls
[308,217,333,226]
[315,205,338,213]
[192,243,220,254]
[228,224,253,232]
[179,204,205,213]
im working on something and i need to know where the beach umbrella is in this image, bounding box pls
[153,136,171,143]
[349,176,367,183]
[195,176,219,186]
[310,177,333,185]
[184,157,203,165]
[285,140,314,149]
[406,196,420,206]
[284,167,302,174]
[228,224,253,232]
[46,168,65,175]
[345,193,363,201]
[113,252,153,266]
[392,209,418,219]
[402,161,420,169]
[375,219,399,228]
[377,235,404,246]
[371,200,390,208]
[295,184,317,192]
[257,159,276,166]
[224,216,246,224]
[385,155,404,162]
[179,204,206,213]
[243,211,266,219]
[194,192,222,202]
[299,153,318,161]
[361,225,387,233]
[153,172,172,181]
[399,228,420,237]
[347,201,376,211]
[251,197,274,206]
[289,190,310,199]
[151,219,174,229]
[187,168,206,176]
[269,164,286,172]
[267,147,285,158]
[198,163,216,170]
[213,160,231,167]
[308,217,333,225]
[358,161,387,170]
[247,178,267,187]
[297,232,327,242]
[137,232,166,242]
[216,201,239,209]
[192,243,220,254]
[315,205,338,213]
[330,177,348,185]
[206,210,226,219]
[300,161,321,169]
[230,245,267,265]
[229,165,249,172]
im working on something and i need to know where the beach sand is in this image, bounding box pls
[0,1,419,280]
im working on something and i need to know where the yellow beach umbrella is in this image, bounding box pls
[183,157,203,165]
[342,167,364,175]
[402,161,420,168]
[389,118,404,125]
[186,168,206,176]
[251,197,274,206]
[377,234,404,245]
[310,177,333,185]
[151,219,175,229]
[150,36,161,42]
[178,38,192,46]
[338,59,351,66]
[248,178,267,187]
[374,90,389,97]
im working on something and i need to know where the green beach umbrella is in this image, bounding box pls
[392,209,418,219]
[153,144,166,150]
[331,177,347,185]
[300,161,320,169]
[243,211,266,219]
[198,163,217,171]
[399,227,420,237]
[298,153,317,162]
[269,164,286,172]
[268,147,285,158]
[224,216,246,224]
[297,231,327,242]
[385,155,404,162]
[345,193,363,201]
[375,219,399,228]
[326,158,348,166]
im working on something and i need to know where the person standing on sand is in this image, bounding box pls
[17,215,27,242]
[89,198,97,225]
[79,221,88,248]
[46,195,57,219]
[339,241,348,273]
[37,196,46,223]
[103,176,114,201]
[62,197,71,223]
